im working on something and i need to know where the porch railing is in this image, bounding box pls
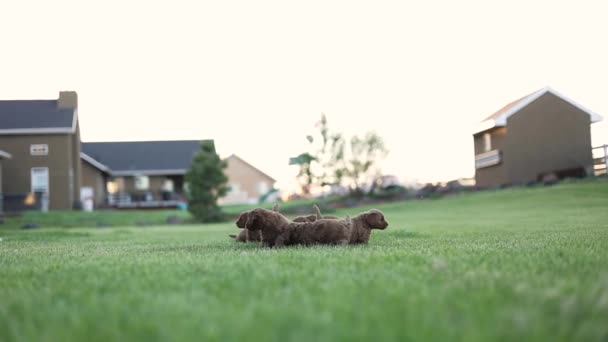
[593,145,608,176]
[475,149,502,169]
[106,191,185,209]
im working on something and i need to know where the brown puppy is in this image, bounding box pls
[244,208,352,247]
[230,203,280,242]
[347,209,389,244]
[293,204,340,222]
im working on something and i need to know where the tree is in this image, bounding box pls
[290,114,346,195]
[291,114,389,197]
[185,141,229,222]
[289,151,317,196]
[344,132,389,196]
[314,114,347,187]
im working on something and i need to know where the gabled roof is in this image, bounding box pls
[80,152,111,173]
[475,87,603,134]
[226,154,276,183]
[0,100,77,135]
[81,140,208,176]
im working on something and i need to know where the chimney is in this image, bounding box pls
[58,91,78,109]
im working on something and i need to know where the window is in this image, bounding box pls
[257,181,269,195]
[162,179,174,192]
[483,133,492,152]
[229,183,241,193]
[107,181,118,194]
[31,167,49,194]
[134,175,149,190]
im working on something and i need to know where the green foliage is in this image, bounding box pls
[346,131,389,195]
[258,188,279,204]
[291,113,389,196]
[1,210,191,229]
[289,152,318,195]
[1,182,608,341]
[185,141,229,222]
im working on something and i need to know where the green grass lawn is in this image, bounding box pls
[1,182,608,341]
[1,196,335,230]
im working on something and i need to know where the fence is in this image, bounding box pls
[106,191,184,209]
[592,145,608,176]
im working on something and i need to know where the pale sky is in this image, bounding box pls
[1,0,607,191]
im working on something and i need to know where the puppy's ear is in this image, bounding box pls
[272,202,280,212]
[313,204,322,220]
[364,211,381,227]
[245,211,259,229]
[236,212,248,228]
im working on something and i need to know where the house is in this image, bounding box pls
[0,91,82,210]
[473,87,603,187]
[0,91,212,210]
[221,154,277,205]
[81,140,206,208]
[1,91,277,210]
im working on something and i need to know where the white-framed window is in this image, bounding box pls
[257,181,269,195]
[31,167,49,194]
[483,133,492,152]
[162,179,174,192]
[134,175,149,190]
[107,181,118,194]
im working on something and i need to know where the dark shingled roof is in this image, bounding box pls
[0,100,75,131]
[82,140,209,175]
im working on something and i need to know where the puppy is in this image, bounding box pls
[293,204,339,222]
[347,209,389,244]
[230,203,280,242]
[244,208,352,247]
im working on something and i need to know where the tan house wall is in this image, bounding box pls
[70,122,82,207]
[504,93,593,184]
[473,127,508,187]
[0,134,78,210]
[475,163,507,188]
[0,162,2,214]
[222,155,275,204]
[81,161,107,206]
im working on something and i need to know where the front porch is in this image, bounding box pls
[105,175,187,209]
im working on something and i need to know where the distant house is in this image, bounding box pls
[0,91,82,210]
[221,154,277,205]
[81,140,206,208]
[1,91,277,210]
[473,87,603,187]
[0,91,215,210]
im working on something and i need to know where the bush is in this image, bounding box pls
[185,141,229,222]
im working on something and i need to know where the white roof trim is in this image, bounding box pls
[72,109,78,131]
[80,152,111,173]
[111,169,188,176]
[0,150,12,159]
[0,127,75,135]
[475,87,604,134]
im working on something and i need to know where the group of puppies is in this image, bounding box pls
[230,203,389,247]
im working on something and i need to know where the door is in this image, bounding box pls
[31,167,49,195]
